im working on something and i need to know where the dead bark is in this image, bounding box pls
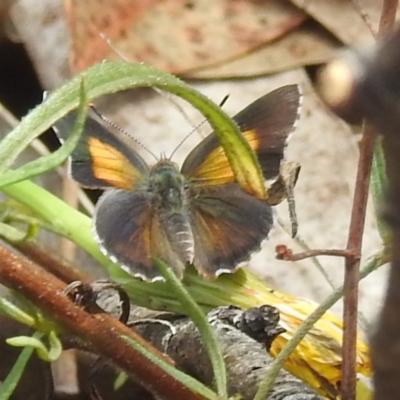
[127,305,322,400]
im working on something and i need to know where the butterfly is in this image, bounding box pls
[54,84,302,281]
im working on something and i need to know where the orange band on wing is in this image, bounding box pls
[242,129,260,151]
[88,137,144,190]
[190,129,260,186]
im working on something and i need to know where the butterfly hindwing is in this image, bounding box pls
[54,112,150,190]
[188,184,273,277]
[181,85,301,188]
[94,189,186,281]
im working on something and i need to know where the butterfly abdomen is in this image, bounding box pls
[149,160,195,265]
[164,213,195,265]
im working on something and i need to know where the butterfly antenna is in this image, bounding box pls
[99,31,205,123]
[90,105,158,161]
[99,32,131,62]
[219,94,230,108]
[168,94,230,160]
[96,33,235,163]
[98,31,212,140]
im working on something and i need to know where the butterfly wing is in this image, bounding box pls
[188,184,273,278]
[182,85,300,277]
[54,112,150,190]
[181,85,301,189]
[94,189,186,281]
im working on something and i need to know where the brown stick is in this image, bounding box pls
[0,245,206,400]
[377,0,398,38]
[14,239,91,283]
[275,245,356,261]
[340,3,398,399]
[341,122,375,400]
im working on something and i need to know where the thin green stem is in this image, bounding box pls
[253,250,387,400]
[123,336,219,400]
[153,258,228,399]
[0,331,43,400]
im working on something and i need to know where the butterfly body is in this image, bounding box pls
[149,159,195,267]
[54,85,302,281]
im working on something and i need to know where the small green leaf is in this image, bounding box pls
[6,330,62,362]
[0,297,35,327]
[113,371,129,390]
[0,223,27,242]
[44,330,63,362]
[6,335,47,350]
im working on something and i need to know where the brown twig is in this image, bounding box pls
[377,0,398,39]
[14,239,92,283]
[275,244,356,262]
[341,122,375,400]
[0,245,206,400]
[331,10,400,400]
[340,3,397,399]
[14,238,94,395]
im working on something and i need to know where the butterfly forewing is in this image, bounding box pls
[181,85,302,188]
[54,112,150,190]
[235,85,302,180]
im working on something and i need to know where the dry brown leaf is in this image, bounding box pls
[290,0,377,45]
[186,21,340,79]
[65,0,307,74]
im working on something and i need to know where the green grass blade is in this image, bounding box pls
[371,138,391,246]
[122,335,219,400]
[0,80,88,188]
[153,258,227,398]
[0,331,43,400]
[0,61,264,198]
